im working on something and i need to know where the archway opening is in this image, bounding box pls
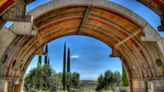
[24,35,128,92]
[1,1,163,92]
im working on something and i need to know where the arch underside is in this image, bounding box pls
[0,5,163,82]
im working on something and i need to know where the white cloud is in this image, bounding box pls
[71,55,79,59]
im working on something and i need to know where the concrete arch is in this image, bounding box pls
[0,0,164,92]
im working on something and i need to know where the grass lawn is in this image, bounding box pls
[35,90,113,92]
[58,90,113,92]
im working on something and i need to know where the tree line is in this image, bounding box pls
[24,43,129,91]
[24,44,80,91]
[96,65,129,91]
[96,70,121,91]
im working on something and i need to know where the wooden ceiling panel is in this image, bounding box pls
[153,0,164,8]
[0,0,16,14]
[39,17,81,36]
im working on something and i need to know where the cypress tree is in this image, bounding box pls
[44,45,48,64]
[122,65,129,86]
[38,55,42,66]
[62,43,67,90]
[67,48,71,90]
[67,48,71,72]
[47,57,50,66]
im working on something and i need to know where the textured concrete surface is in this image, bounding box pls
[0,27,16,60]
[10,22,37,35]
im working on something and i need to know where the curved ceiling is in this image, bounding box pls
[0,0,163,86]
[138,0,164,15]
[0,4,163,81]
[0,0,163,16]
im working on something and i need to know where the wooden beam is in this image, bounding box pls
[0,19,5,30]
[24,0,36,4]
[0,75,19,80]
[114,30,142,48]
[34,24,44,46]
[110,48,121,57]
[77,6,92,35]
[0,0,16,15]
[2,15,32,22]
[1,0,32,22]
[34,46,45,55]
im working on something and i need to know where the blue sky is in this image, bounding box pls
[18,0,161,80]
[27,36,122,80]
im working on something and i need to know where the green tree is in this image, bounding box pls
[24,64,54,91]
[67,48,71,90]
[62,43,67,90]
[111,71,121,91]
[122,65,129,87]
[96,70,121,91]
[71,72,80,88]
[96,74,104,91]
[24,68,37,91]
[47,57,50,66]
[51,72,63,87]
[104,70,113,90]
[25,66,41,91]
[41,64,54,90]
[44,45,48,65]
[38,55,42,66]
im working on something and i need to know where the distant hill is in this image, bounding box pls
[80,80,98,90]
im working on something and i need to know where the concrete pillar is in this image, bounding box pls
[11,79,22,92]
[147,79,164,92]
[0,79,13,92]
[20,79,25,92]
[131,80,147,92]
[0,27,16,59]
[2,80,9,92]
[131,79,164,92]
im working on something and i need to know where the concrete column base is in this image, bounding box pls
[0,79,10,92]
[0,79,22,92]
[147,79,164,92]
[4,80,9,92]
[131,79,164,92]
[120,86,130,92]
[131,80,146,92]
